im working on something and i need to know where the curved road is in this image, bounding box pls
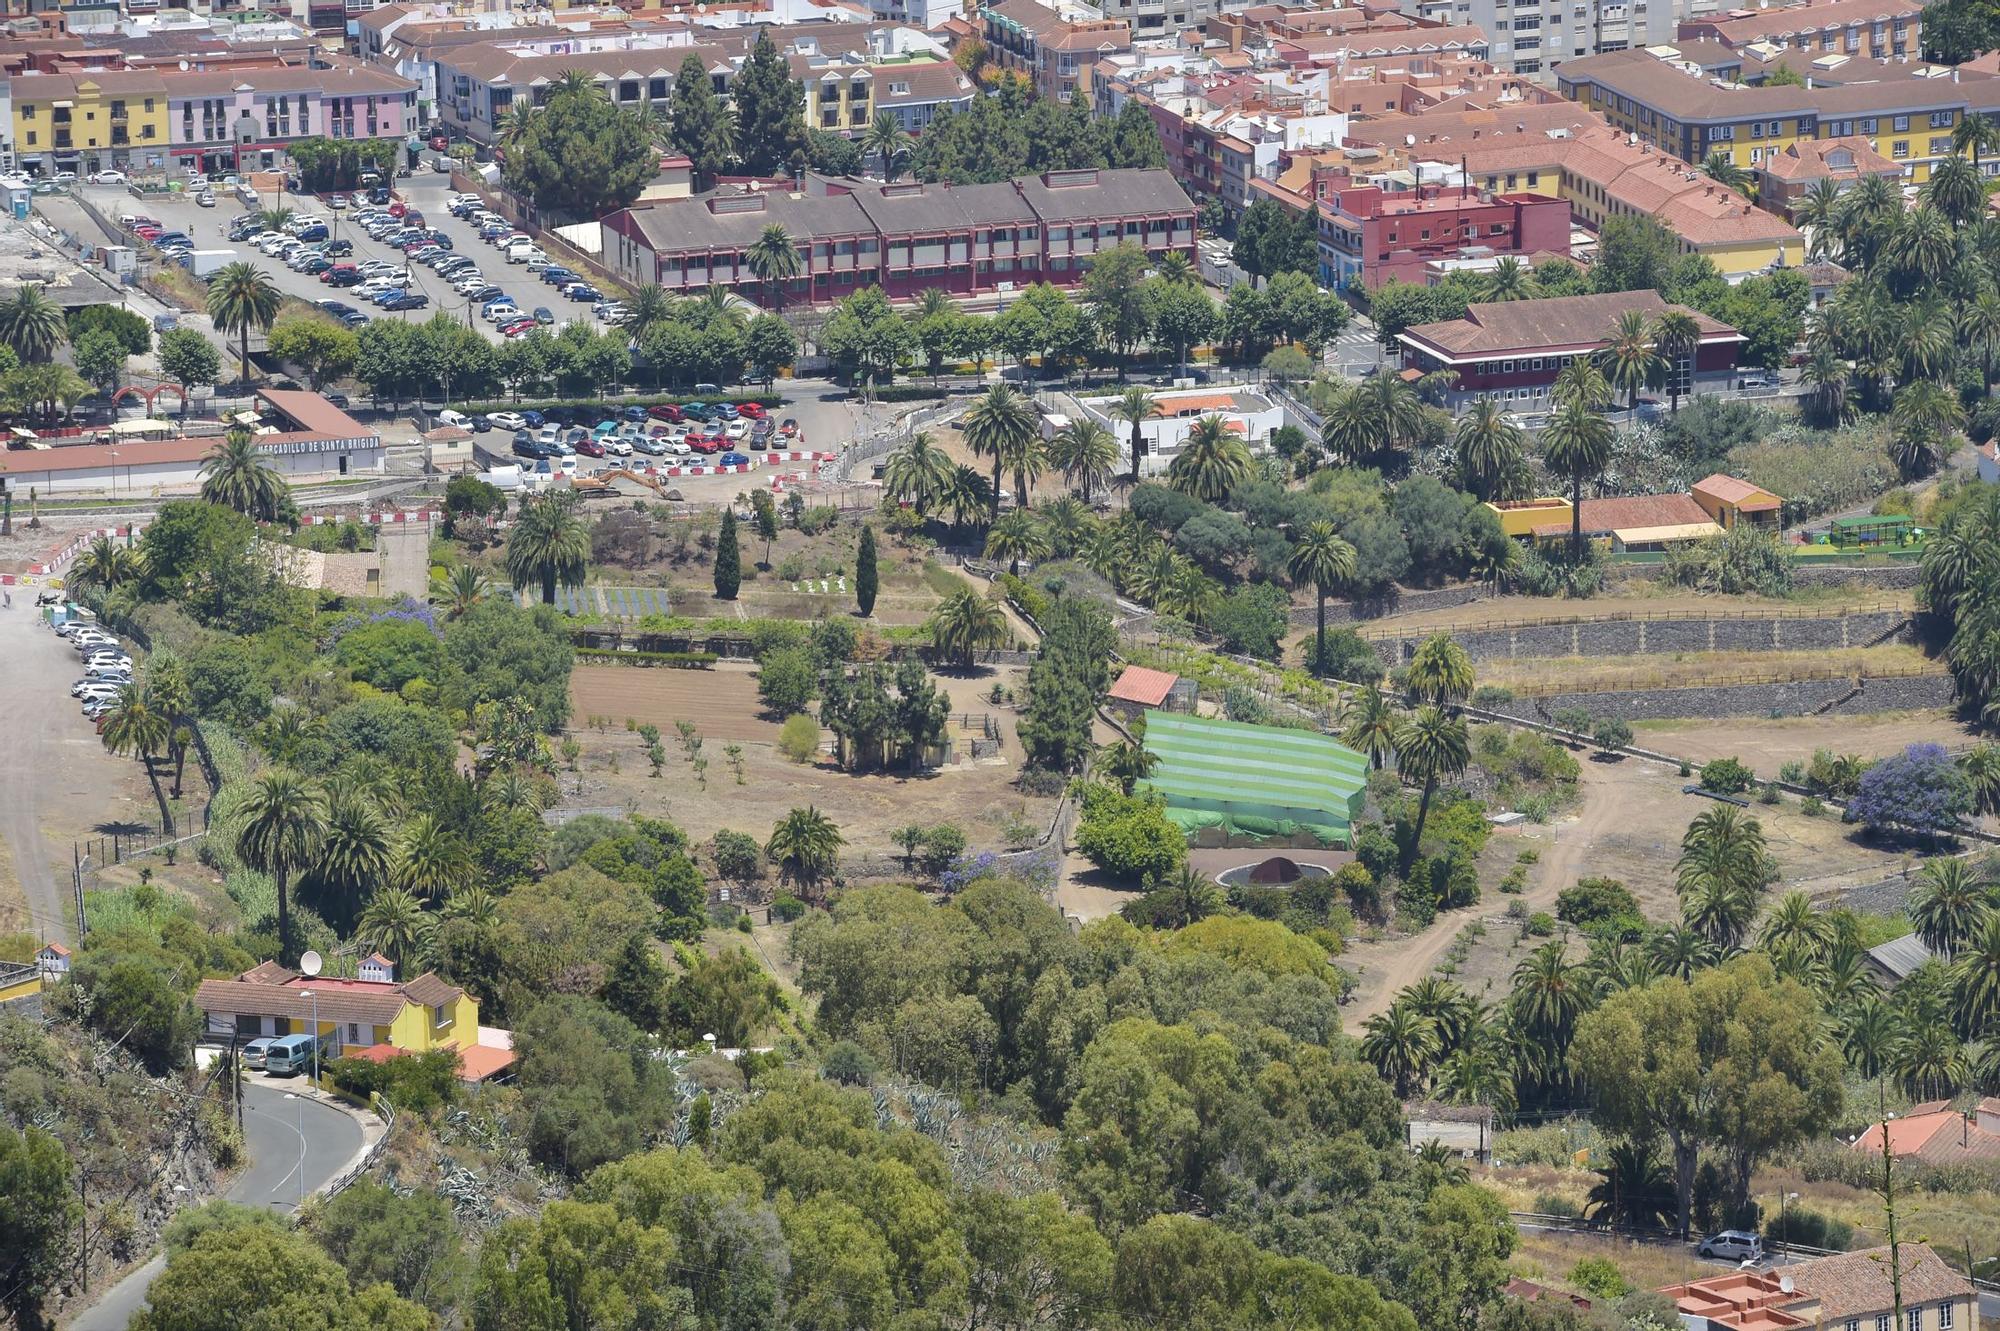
[71,1084,365,1331]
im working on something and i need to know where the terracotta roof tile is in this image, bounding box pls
[1772,1243,1974,1319]
[1109,665,1178,706]
[1401,290,1738,358]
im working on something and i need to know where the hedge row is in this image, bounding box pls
[574,648,720,669]
[867,386,952,403]
[459,392,784,417]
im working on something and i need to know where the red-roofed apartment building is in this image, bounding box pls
[1397,290,1744,411]
[1850,1099,2000,1166]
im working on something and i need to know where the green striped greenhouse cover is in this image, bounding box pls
[1137,712,1368,842]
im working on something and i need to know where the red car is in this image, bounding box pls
[647,403,684,423]
[778,418,799,438]
[574,436,607,458]
[387,201,407,218]
[429,133,449,152]
[500,318,538,337]
[735,401,765,420]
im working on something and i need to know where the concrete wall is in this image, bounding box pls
[1516,672,1953,722]
[1289,583,1487,631]
[1370,609,1913,665]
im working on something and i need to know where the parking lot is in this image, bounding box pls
[82,170,617,343]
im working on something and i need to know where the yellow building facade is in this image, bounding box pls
[12,71,169,171]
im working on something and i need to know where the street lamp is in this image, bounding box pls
[299,988,318,1085]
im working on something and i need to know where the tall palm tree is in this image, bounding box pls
[1111,386,1157,487]
[1963,744,2000,817]
[882,430,957,516]
[1553,357,1611,412]
[1895,1017,1969,1102]
[1099,738,1157,794]
[1802,346,1859,428]
[1484,255,1532,302]
[314,793,392,932]
[1651,310,1702,414]
[145,653,194,799]
[1360,1001,1442,1097]
[744,224,803,312]
[1165,415,1251,502]
[1923,154,1985,229]
[1909,858,1994,958]
[1649,925,1719,979]
[207,261,282,384]
[1036,495,1095,558]
[199,428,287,521]
[100,686,169,779]
[1539,400,1615,561]
[1699,149,1750,193]
[496,102,539,151]
[766,806,845,898]
[1406,633,1474,709]
[68,536,142,595]
[1454,398,1525,501]
[1952,911,2000,1035]
[961,383,1038,523]
[927,587,1008,669]
[549,69,601,100]
[1899,295,1956,384]
[0,284,66,363]
[1508,939,1588,1046]
[1795,178,1845,260]
[1289,520,1357,674]
[1961,291,2000,397]
[999,429,1047,512]
[1896,207,1959,294]
[984,509,1049,576]
[1585,1139,1676,1231]
[429,565,491,621]
[394,812,472,903]
[1322,375,1421,467]
[1674,806,1770,950]
[356,886,430,970]
[1341,685,1397,770]
[1396,705,1469,869]
[1597,309,1665,410]
[1758,889,1834,983]
[1888,378,1964,480]
[237,769,327,962]
[505,490,589,605]
[1951,110,2000,170]
[859,110,914,181]
[1044,420,1118,506]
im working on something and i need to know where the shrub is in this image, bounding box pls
[918,824,967,876]
[777,713,821,764]
[1471,685,1516,707]
[325,1049,460,1114]
[1555,877,1640,931]
[1074,782,1185,884]
[1801,794,1826,817]
[1759,782,1783,805]
[1570,1257,1630,1300]
[1593,717,1634,751]
[1765,1205,1854,1252]
[1532,1193,1580,1219]
[822,1039,878,1084]
[1699,756,1756,794]
[770,894,806,922]
[1525,911,1557,936]
[1304,628,1386,685]
[573,648,718,669]
[1806,748,1866,799]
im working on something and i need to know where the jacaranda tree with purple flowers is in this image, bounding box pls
[1846,743,1971,844]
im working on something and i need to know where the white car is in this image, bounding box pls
[71,633,120,653]
[284,214,326,235]
[723,420,750,440]
[87,169,127,185]
[483,305,520,325]
[356,260,395,277]
[438,409,472,429]
[489,411,529,432]
[74,682,124,704]
[604,437,633,457]
[82,652,133,670]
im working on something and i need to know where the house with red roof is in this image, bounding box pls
[1107,665,1195,717]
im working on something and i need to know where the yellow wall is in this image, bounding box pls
[14,80,168,160]
[1471,167,1562,199]
[1486,498,1573,539]
[384,992,480,1053]
[805,77,874,136]
[0,974,43,1005]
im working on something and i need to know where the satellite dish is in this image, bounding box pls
[1779,1276,1795,1295]
[299,950,323,977]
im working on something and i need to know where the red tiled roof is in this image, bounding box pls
[1109,665,1178,706]
[1693,473,1781,509]
[1401,291,1739,360]
[1552,493,1712,535]
[456,1043,516,1081]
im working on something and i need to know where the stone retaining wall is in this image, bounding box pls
[1370,610,1912,665]
[1514,672,1953,721]
[1290,583,1486,630]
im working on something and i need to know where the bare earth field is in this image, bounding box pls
[563,661,1052,869]
[1475,644,1937,696]
[1634,710,1979,768]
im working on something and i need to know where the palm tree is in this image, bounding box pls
[68,536,141,595]
[1649,925,1719,979]
[938,465,993,533]
[1888,378,1964,480]
[1963,744,2000,817]
[1036,496,1095,558]
[237,768,327,962]
[430,565,491,621]
[1802,346,1859,428]
[1154,251,1196,285]
[1453,399,1525,501]
[207,261,282,384]
[1674,806,1770,950]
[1322,375,1421,467]
[1341,685,1397,770]
[314,793,392,931]
[1508,940,1588,1046]
[999,429,1047,512]
[199,428,287,521]
[744,224,803,311]
[984,510,1049,576]
[1100,738,1157,794]
[1923,154,1985,229]
[393,812,472,903]
[1758,889,1834,982]
[1952,110,2000,170]
[1044,420,1119,505]
[1909,858,1994,958]
[1360,1001,1442,1097]
[496,103,539,151]
[1585,1139,1676,1231]
[0,284,66,362]
[927,587,1007,669]
[1406,633,1474,710]
[549,69,601,100]
[356,886,430,970]
[100,686,169,788]
[1396,705,1469,869]
[1953,911,2000,1034]
[1597,309,1664,411]
[1795,178,1845,259]
[1484,256,1532,302]
[1896,207,1959,294]
[1165,415,1251,502]
[766,806,845,898]
[1289,520,1357,675]
[859,110,914,181]
[1140,867,1224,929]
[961,383,1038,523]
[882,430,957,516]
[1651,310,1702,414]
[1552,357,1612,412]
[1899,295,1956,383]
[1538,400,1615,562]
[1961,291,2000,396]
[1895,1017,1969,1102]
[1699,149,1750,193]
[625,285,674,339]
[1110,386,1157,487]
[505,490,589,605]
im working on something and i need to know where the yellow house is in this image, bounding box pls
[12,70,170,173]
[195,957,479,1057]
[805,65,874,136]
[1485,497,1574,539]
[1692,472,1783,530]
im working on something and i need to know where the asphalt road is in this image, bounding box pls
[70,1083,365,1331]
[78,170,616,344]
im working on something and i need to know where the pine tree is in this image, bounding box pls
[733,31,807,177]
[856,524,878,618]
[669,54,731,187]
[715,509,742,599]
[598,933,670,1031]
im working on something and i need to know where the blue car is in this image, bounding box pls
[542,267,576,286]
[386,292,430,310]
[717,452,750,467]
[714,403,740,421]
[294,225,329,241]
[622,405,648,423]
[522,409,545,428]
[565,284,602,302]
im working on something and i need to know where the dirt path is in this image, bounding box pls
[1341,760,1636,1021]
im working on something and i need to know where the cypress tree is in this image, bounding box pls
[733,31,807,177]
[669,54,730,188]
[856,525,878,618]
[715,509,741,599]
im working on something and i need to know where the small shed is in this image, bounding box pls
[1404,1100,1496,1161]
[1107,665,1195,717]
[36,942,70,978]
[1864,932,1935,987]
[1692,473,1783,531]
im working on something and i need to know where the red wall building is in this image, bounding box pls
[1316,182,1572,289]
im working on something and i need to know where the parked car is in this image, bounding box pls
[565,284,603,303]
[533,307,556,325]
[717,452,752,467]
[631,435,668,457]
[489,411,528,432]
[648,403,685,423]
[1696,1232,1763,1264]
[736,401,766,419]
[242,1037,275,1071]
[87,169,127,185]
[574,436,607,458]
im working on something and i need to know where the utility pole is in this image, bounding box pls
[1880,1110,1905,1331]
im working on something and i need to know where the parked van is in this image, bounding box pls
[263,1032,324,1076]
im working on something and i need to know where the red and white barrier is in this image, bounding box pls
[24,523,147,578]
[298,509,441,526]
[758,451,835,464]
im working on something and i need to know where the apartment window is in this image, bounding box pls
[1527,171,1540,186]
[1894,115,1909,131]
[1939,1300,1955,1329]
[1893,140,1910,158]
[1931,137,1951,154]
[433,1003,449,1026]
[650,78,667,100]
[1749,120,1763,137]
[1842,1320,1858,1331]
[1877,1317,1893,1331]
[1530,357,1543,370]
[1501,359,1516,372]
[1709,125,1733,141]
[1859,117,1878,133]
[347,1022,361,1043]
[1930,110,1955,128]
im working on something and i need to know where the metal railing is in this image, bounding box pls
[1353,597,1913,641]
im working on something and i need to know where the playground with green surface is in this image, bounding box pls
[1137,712,1368,848]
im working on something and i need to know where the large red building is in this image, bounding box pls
[601,168,1196,307]
[1313,182,1571,289]
[1397,290,1743,412]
